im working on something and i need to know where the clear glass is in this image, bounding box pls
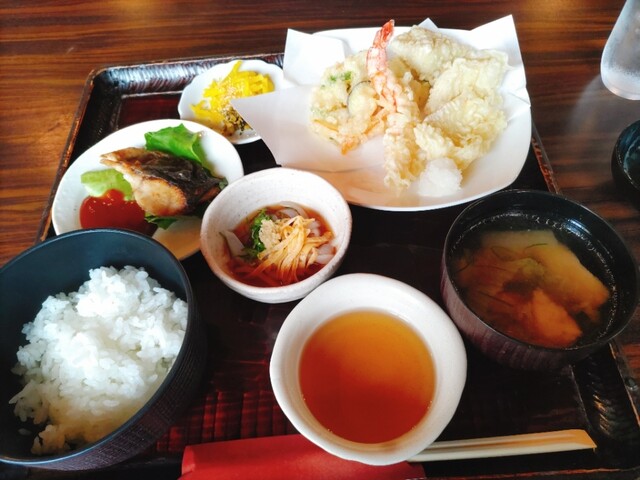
[601,0,640,100]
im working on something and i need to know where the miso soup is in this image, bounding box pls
[450,223,613,349]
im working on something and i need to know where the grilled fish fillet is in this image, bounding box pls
[100,147,224,217]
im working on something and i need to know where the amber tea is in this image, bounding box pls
[299,309,435,444]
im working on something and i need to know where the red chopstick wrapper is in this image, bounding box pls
[180,434,427,480]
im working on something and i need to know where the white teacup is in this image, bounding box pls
[270,273,467,466]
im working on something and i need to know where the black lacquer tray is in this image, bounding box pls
[3,53,639,480]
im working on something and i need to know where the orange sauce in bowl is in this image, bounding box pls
[299,310,435,444]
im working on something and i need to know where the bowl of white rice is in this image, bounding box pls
[0,228,206,471]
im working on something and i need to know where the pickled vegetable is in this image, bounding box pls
[191,61,274,136]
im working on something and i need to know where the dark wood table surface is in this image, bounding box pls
[1,1,639,478]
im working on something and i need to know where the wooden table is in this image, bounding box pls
[1,1,638,478]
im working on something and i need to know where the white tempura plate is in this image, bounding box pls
[233,17,532,211]
[52,119,244,260]
[178,59,294,145]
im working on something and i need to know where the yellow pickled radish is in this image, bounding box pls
[191,60,274,136]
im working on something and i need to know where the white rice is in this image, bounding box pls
[9,266,187,455]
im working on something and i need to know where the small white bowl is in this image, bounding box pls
[270,273,467,466]
[200,167,352,304]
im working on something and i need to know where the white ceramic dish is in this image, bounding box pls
[52,119,244,260]
[178,59,292,145]
[200,167,352,304]
[270,273,467,465]
[232,16,532,211]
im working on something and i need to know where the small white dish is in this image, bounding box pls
[200,167,352,304]
[270,273,467,465]
[178,59,292,145]
[52,119,244,260]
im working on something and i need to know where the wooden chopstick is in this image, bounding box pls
[409,429,596,462]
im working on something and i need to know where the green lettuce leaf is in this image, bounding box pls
[145,203,210,230]
[144,124,207,165]
[80,169,133,200]
[145,214,178,229]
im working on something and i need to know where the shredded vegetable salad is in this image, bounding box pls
[251,215,333,285]
[223,203,335,287]
[191,61,274,137]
